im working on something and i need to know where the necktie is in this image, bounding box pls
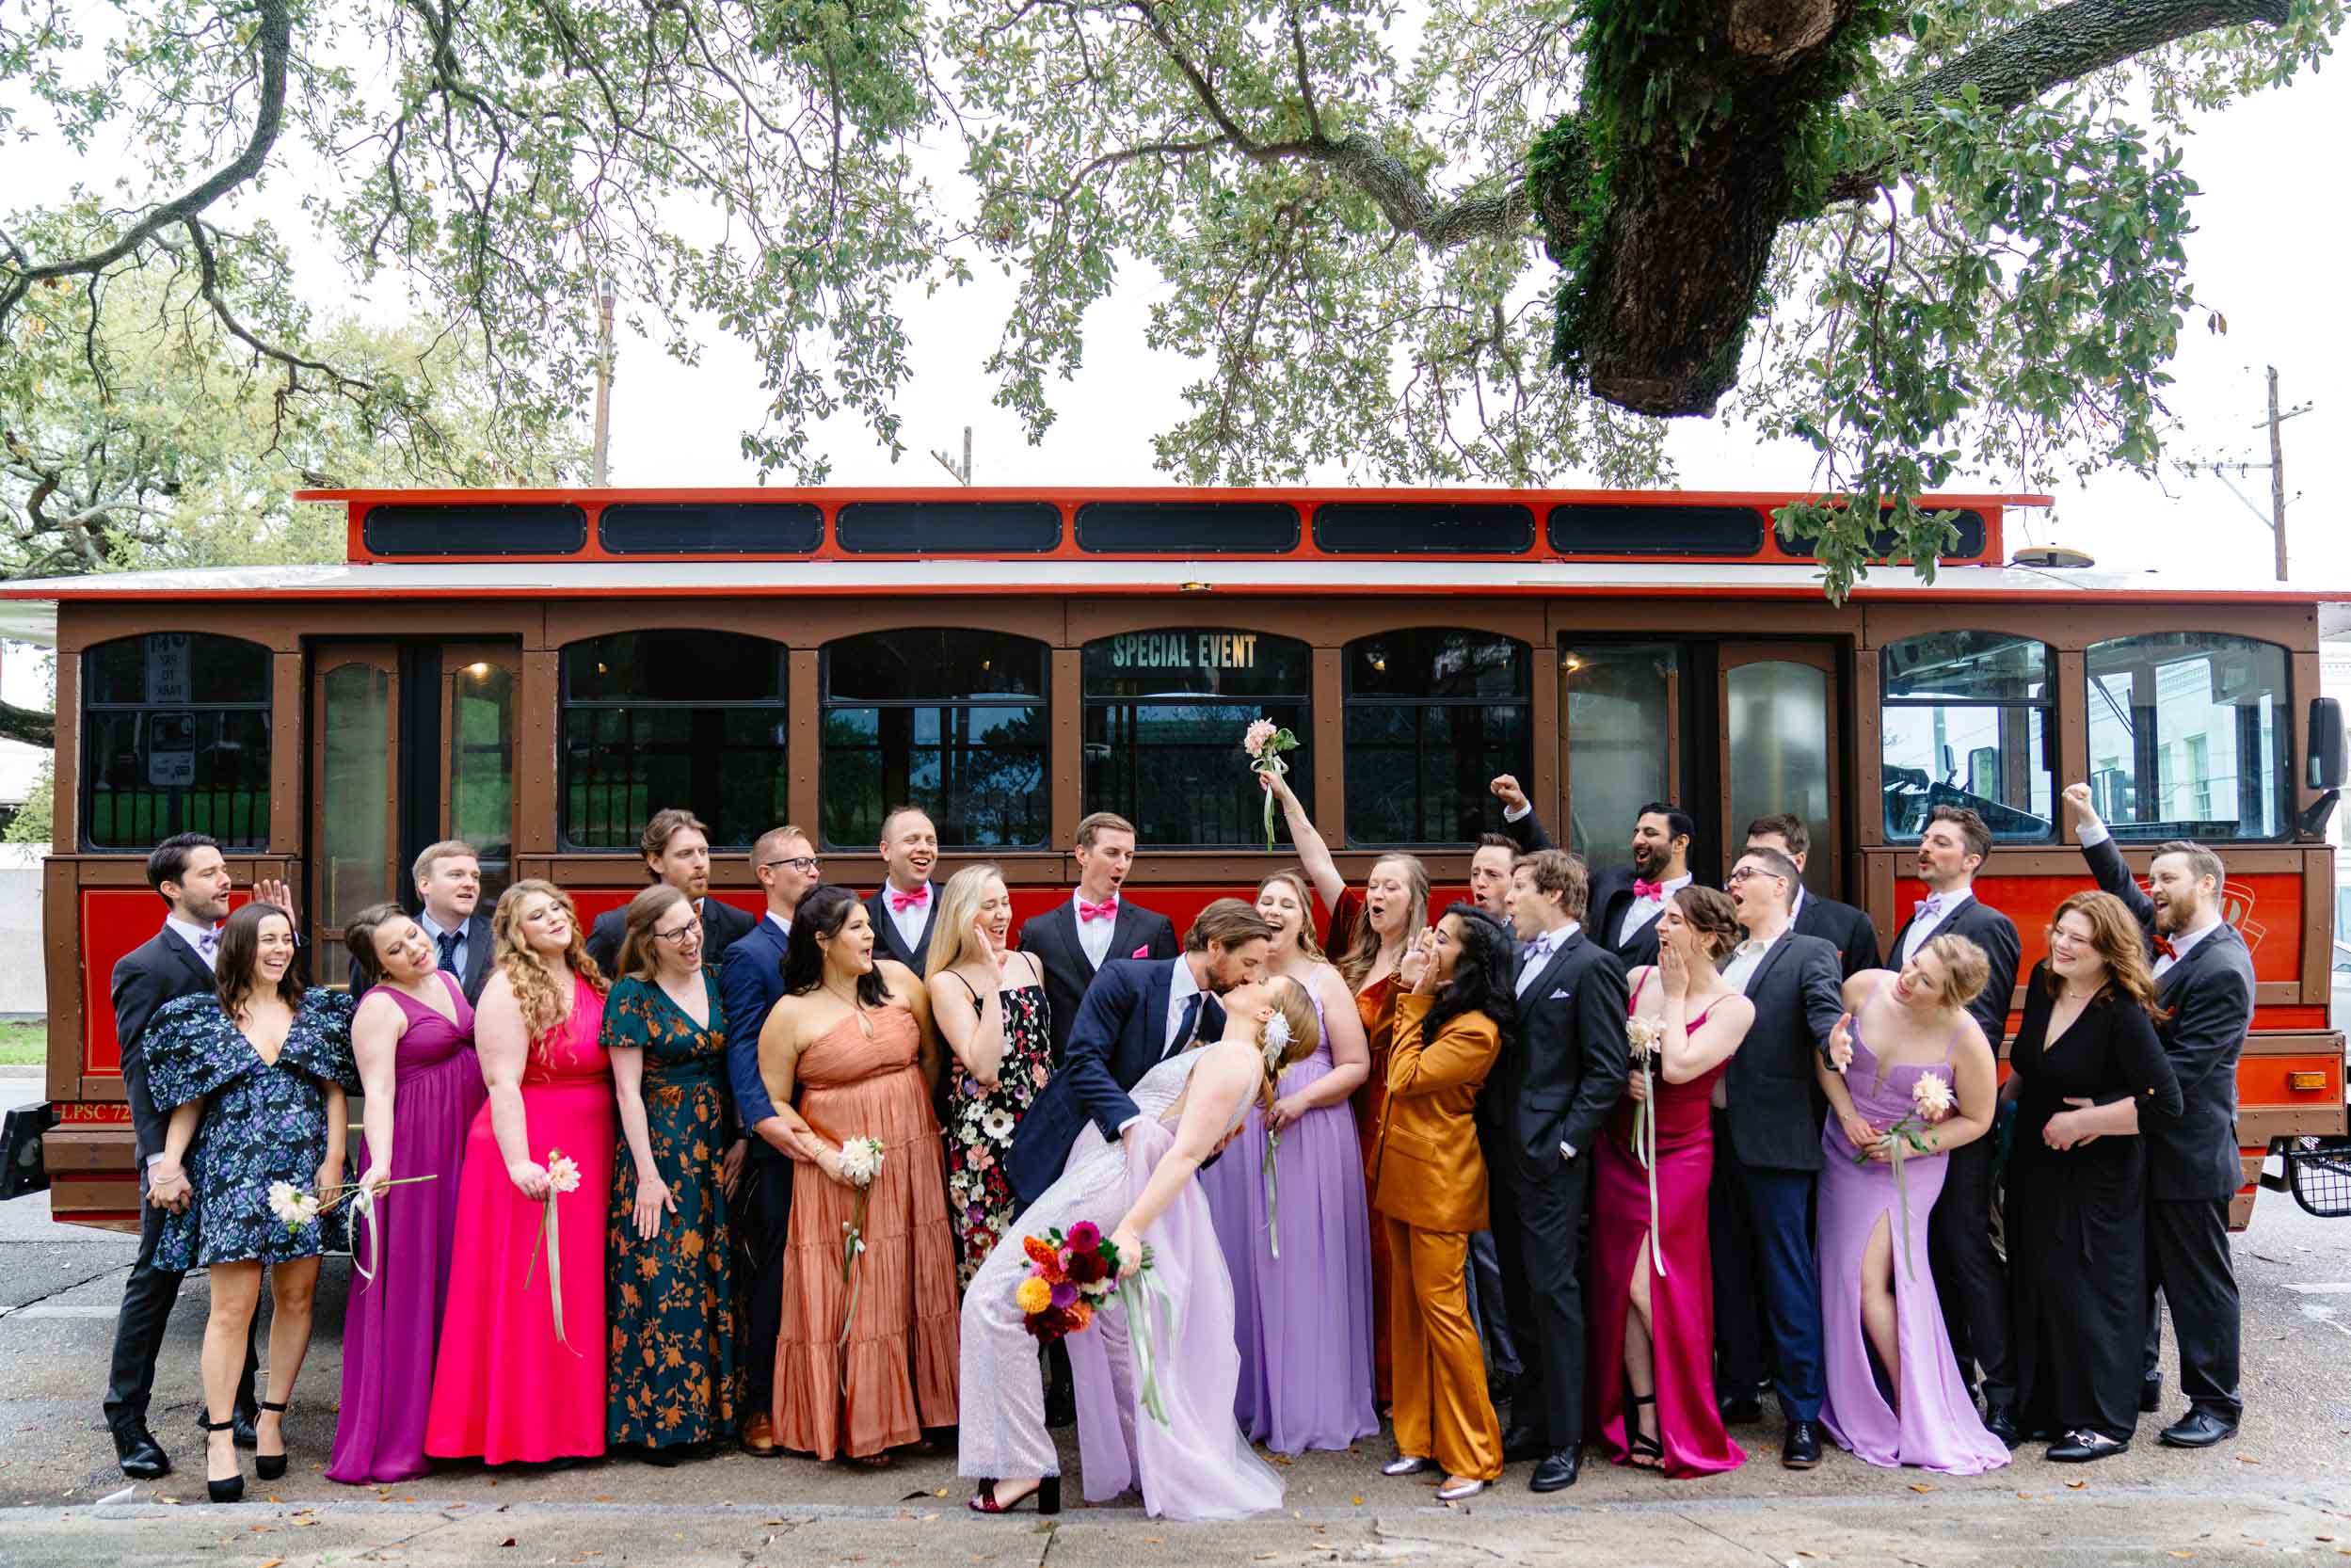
[1078,897,1118,923]
[437,929,462,974]
[889,884,929,914]
[1633,878,1664,902]
[2152,934,2177,961]
[1167,991,1203,1058]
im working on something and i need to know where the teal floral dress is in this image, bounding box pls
[146,989,360,1271]
[603,970,741,1449]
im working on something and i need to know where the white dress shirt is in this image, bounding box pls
[418,910,469,977]
[1900,886,1975,963]
[1162,955,1203,1056]
[1513,920,1580,997]
[1713,931,1784,1108]
[1074,889,1119,970]
[1620,872,1692,947]
[165,915,221,970]
[884,882,932,955]
[764,909,792,937]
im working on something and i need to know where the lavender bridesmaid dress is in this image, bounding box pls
[1815,1000,2010,1476]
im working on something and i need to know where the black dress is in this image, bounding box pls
[2003,969,2183,1442]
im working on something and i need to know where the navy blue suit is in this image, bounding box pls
[1005,958,1224,1208]
[717,911,794,1416]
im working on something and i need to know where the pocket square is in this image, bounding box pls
[1132,945,1150,958]
[1548,987,1573,1000]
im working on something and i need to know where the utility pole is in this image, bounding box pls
[2172,364,2311,582]
[930,425,972,486]
[590,282,616,486]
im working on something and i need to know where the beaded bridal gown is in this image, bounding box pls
[958,1046,1284,1520]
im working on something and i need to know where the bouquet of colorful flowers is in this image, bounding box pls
[1852,1070,1956,1278]
[1014,1221,1171,1424]
[523,1148,584,1352]
[1242,716,1302,852]
[1623,1014,1665,1276]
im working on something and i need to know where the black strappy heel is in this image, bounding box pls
[1625,1393,1665,1469]
[200,1414,245,1502]
[253,1398,289,1481]
[968,1475,1062,1515]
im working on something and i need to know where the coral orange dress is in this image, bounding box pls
[772,1004,960,1459]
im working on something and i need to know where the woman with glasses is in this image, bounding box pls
[604,885,742,1462]
[2004,891,2182,1463]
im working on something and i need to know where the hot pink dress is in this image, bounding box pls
[424,977,613,1464]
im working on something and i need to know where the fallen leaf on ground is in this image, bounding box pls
[499,1540,518,1549]
[258,1559,284,1568]
[1350,1496,1365,1506]
[1909,1482,1934,1494]
[2066,1480,2087,1490]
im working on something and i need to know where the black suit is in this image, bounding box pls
[1889,891,2022,1409]
[345,911,495,1005]
[1710,929,1843,1422]
[1793,890,1882,980]
[863,883,942,973]
[585,894,756,978]
[1016,897,1181,1065]
[2083,834,2252,1420]
[1479,928,1629,1451]
[104,927,257,1434]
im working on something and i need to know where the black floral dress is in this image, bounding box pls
[943,974,1053,1290]
[147,989,359,1271]
[603,971,741,1448]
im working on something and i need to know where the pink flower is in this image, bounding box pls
[1049,1279,1080,1310]
[1242,717,1279,758]
[1067,1220,1101,1249]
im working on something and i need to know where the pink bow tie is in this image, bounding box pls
[1078,897,1118,923]
[1633,878,1664,902]
[889,885,930,914]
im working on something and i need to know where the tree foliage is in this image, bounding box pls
[1,0,2341,598]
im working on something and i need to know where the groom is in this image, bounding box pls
[1006,900,1274,1208]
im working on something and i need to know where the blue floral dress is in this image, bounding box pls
[147,988,360,1270]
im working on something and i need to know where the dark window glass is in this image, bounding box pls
[1777,509,1988,561]
[1075,502,1301,553]
[558,631,787,849]
[1342,629,1531,844]
[2086,632,2290,842]
[835,501,1061,554]
[362,504,586,556]
[1313,503,1535,554]
[1081,630,1312,846]
[82,633,271,849]
[1880,631,2054,842]
[1548,504,1763,556]
[600,503,823,555]
[821,630,1049,849]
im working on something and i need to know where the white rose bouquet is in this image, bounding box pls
[1623,1014,1665,1276]
[835,1135,886,1364]
[523,1148,585,1352]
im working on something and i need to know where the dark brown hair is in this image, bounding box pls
[1745,812,1808,857]
[1670,886,1742,962]
[1185,898,1275,954]
[215,902,305,1019]
[344,901,416,992]
[1926,804,1991,864]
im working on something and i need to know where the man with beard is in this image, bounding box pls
[2062,784,2253,1449]
[864,805,945,971]
[1018,811,1180,1065]
[586,808,755,974]
[1005,900,1272,1208]
[1494,776,1694,969]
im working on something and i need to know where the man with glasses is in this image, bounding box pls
[720,824,824,1457]
[586,808,757,975]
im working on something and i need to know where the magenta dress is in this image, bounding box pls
[328,973,486,1483]
[424,978,613,1464]
[1200,987,1379,1452]
[1587,987,1745,1477]
[1815,1002,2009,1475]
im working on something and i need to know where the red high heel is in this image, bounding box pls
[968,1476,1062,1515]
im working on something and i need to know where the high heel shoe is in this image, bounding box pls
[1625,1392,1664,1470]
[253,1399,289,1481]
[967,1476,1061,1515]
[200,1416,244,1503]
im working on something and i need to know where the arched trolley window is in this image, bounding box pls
[1083,629,1312,846]
[83,632,272,849]
[1879,631,2055,841]
[1343,629,1531,845]
[821,630,1048,849]
[559,630,788,850]
[2086,632,2290,841]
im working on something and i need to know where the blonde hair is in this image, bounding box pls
[1337,855,1428,990]
[925,863,1004,982]
[615,884,691,984]
[490,880,607,1054]
[411,838,478,886]
[1255,870,1328,962]
[1921,933,1991,1010]
[1250,974,1323,1115]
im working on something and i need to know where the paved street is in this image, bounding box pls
[3,1065,2348,1565]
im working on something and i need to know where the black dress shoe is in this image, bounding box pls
[1499,1425,1547,1464]
[2046,1430,2130,1463]
[1780,1419,1823,1469]
[1718,1394,1764,1425]
[1983,1403,2022,1449]
[1529,1448,1579,1492]
[2158,1409,2238,1448]
[112,1422,170,1480]
[2139,1378,2163,1415]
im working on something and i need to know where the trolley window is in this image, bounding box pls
[1343,629,1531,844]
[821,629,1048,848]
[362,503,586,556]
[1547,504,1763,556]
[1082,630,1313,846]
[83,632,272,849]
[600,503,823,555]
[1779,509,1988,561]
[1314,503,1535,555]
[2086,632,2290,841]
[1879,631,2054,841]
[835,501,1061,554]
[558,630,788,850]
[1075,501,1301,554]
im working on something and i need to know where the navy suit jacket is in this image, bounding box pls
[1005,958,1224,1207]
[110,927,219,1167]
[1722,931,1847,1173]
[718,913,793,1129]
[1500,808,1666,964]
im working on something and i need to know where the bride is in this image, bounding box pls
[959,974,1322,1519]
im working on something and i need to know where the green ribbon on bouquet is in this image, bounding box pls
[1261,1129,1282,1260]
[1254,756,1288,852]
[1117,1265,1173,1428]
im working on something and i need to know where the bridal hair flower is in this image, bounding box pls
[1260,1008,1294,1074]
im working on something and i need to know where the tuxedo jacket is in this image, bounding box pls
[586,895,756,979]
[111,928,220,1166]
[346,911,495,1006]
[1005,957,1225,1207]
[864,883,943,973]
[718,913,792,1129]
[1794,891,1882,981]
[1888,893,2021,1053]
[1479,928,1629,1184]
[1722,931,1846,1173]
[2084,836,2256,1201]
[1016,897,1181,1064]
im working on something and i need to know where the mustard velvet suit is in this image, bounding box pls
[1369,990,1505,1481]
